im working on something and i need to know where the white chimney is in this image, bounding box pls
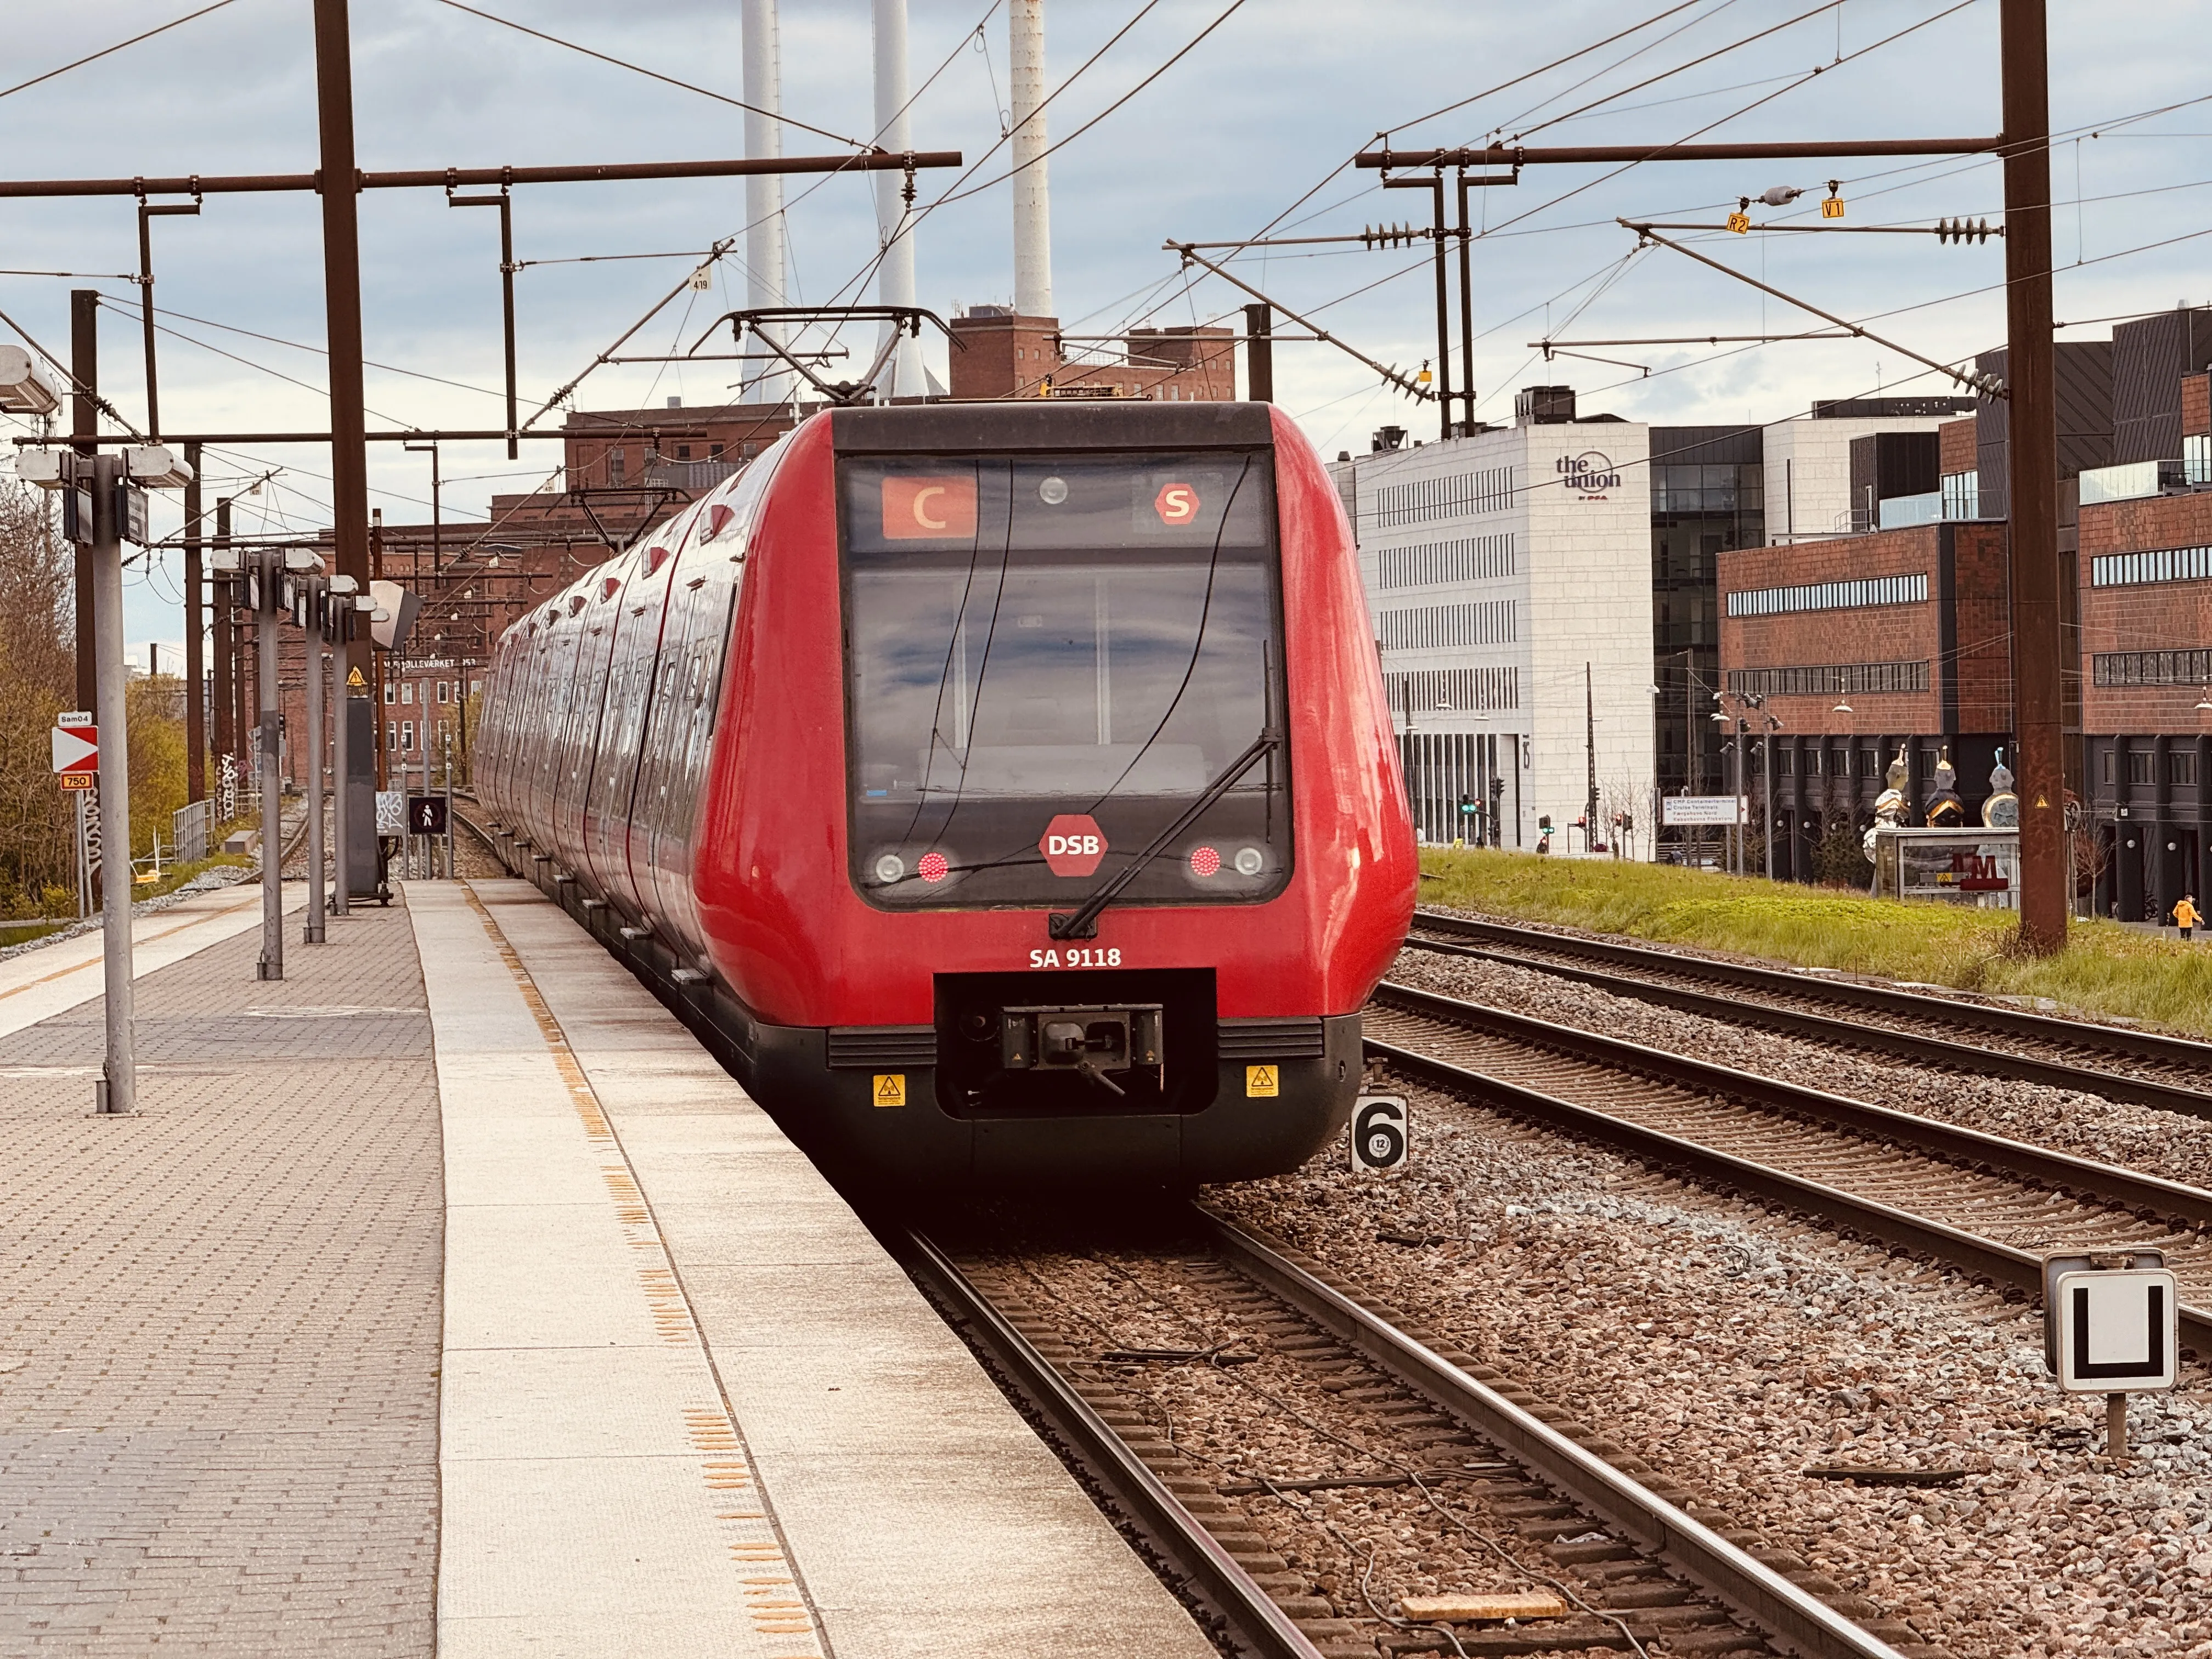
[743,0,791,408]
[873,0,923,398]
[1009,0,1052,320]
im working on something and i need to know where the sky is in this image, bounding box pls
[2,0,2209,655]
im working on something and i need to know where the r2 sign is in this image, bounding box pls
[1350,1094,1409,1172]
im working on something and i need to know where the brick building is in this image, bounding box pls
[1717,522,2012,880]
[946,307,1236,401]
[2075,368,2212,920]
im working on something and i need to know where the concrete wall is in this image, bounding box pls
[1763,415,1956,545]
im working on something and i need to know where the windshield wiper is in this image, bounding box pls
[1048,727,1282,941]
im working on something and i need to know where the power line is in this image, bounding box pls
[0,0,239,104]
[430,0,873,151]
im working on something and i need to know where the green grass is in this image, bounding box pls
[0,922,66,949]
[1419,848,2212,1042]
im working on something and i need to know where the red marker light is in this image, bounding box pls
[917,850,950,883]
[1189,845,1221,877]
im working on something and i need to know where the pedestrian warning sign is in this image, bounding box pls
[1245,1064,1278,1098]
[347,665,367,689]
[872,1073,907,1108]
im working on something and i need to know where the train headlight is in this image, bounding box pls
[873,851,905,885]
[1038,475,1069,505]
[1233,845,1266,877]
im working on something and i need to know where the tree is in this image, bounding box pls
[0,483,74,915]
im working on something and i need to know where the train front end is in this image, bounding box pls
[697,400,1414,1189]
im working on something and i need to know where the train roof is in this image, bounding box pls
[828,400,1275,455]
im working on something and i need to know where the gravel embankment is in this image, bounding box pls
[1387,949,2212,1194]
[1216,1093,2212,1659]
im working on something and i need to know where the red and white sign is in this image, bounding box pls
[882,475,978,540]
[51,723,98,776]
[1153,481,1200,526]
[1038,814,1108,878]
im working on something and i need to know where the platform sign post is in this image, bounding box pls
[2043,1250,2177,1460]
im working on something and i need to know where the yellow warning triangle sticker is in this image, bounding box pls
[346,666,367,688]
[2034,793,2049,808]
[872,1073,906,1107]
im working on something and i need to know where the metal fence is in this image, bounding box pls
[172,798,213,864]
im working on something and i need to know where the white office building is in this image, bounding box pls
[1330,416,1656,852]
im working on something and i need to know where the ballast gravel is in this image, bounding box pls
[1386,947,2212,1195]
[1216,1090,2212,1659]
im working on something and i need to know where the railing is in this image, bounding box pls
[172,799,213,864]
[2079,457,2187,505]
[1875,489,1942,529]
[642,457,741,492]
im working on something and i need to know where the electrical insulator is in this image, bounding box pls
[1936,217,1996,245]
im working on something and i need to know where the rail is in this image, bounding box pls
[1199,1208,1912,1659]
[898,1229,1325,1659]
[1366,980,2212,1357]
[1412,910,2212,1087]
[1403,923,2212,1120]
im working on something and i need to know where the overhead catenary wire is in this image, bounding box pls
[0,0,239,104]
[430,0,874,151]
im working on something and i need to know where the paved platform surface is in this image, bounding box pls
[0,876,1215,1657]
[430,878,1215,1659]
[0,885,441,1654]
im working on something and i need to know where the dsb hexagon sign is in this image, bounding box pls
[1039,814,1107,877]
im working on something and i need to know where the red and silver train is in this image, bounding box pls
[476,401,1414,1187]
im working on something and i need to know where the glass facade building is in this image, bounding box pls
[1649,427,1765,802]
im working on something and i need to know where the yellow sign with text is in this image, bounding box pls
[872,1073,907,1108]
[1245,1065,1279,1098]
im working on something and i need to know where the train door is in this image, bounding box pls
[551,576,625,876]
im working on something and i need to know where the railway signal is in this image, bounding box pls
[2044,1250,2178,1460]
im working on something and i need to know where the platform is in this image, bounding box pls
[0,876,1215,1658]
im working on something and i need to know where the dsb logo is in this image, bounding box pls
[1039,814,1108,877]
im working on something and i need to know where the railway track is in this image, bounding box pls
[901,1209,1926,1659]
[1365,978,2212,1360]
[1406,911,2212,1122]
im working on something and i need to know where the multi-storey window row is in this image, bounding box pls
[1725,572,1928,618]
[2090,544,2212,588]
[1384,665,1520,714]
[1376,533,1516,590]
[1375,466,1515,528]
[2100,744,2200,787]
[1726,661,1930,698]
[1378,599,1518,651]
[2092,650,2212,687]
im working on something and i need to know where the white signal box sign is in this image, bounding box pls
[1350,1094,1409,1172]
[2045,1253,2177,1394]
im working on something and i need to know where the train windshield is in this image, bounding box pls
[840,450,1289,910]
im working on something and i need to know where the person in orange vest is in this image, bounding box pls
[2175,894,2202,941]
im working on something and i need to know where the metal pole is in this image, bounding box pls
[2001,0,2065,953]
[332,605,350,916]
[2107,1393,2128,1461]
[1584,661,1598,856]
[444,741,454,881]
[498,195,516,456]
[71,290,98,716]
[74,790,89,919]
[313,0,373,607]
[1431,176,1452,440]
[1763,726,1775,878]
[91,455,136,1115]
[257,550,283,981]
[183,441,205,805]
[1243,303,1272,403]
[1455,171,1476,435]
[303,586,325,943]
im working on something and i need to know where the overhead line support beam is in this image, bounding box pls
[1357,138,2005,168]
[0,151,962,200]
